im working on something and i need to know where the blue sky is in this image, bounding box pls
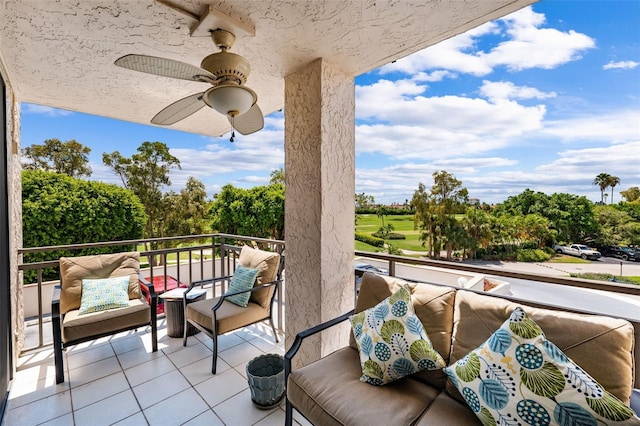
[20,1,640,205]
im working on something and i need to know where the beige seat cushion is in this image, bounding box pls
[238,246,280,308]
[186,297,270,335]
[351,272,456,388]
[414,392,480,425]
[287,347,441,426]
[62,298,150,343]
[59,252,141,314]
[448,290,635,405]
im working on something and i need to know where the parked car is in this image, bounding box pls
[598,245,638,262]
[553,244,601,260]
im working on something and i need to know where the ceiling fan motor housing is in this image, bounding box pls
[200,51,251,84]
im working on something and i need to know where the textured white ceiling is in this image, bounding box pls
[0,0,535,137]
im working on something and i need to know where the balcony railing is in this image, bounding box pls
[18,234,285,352]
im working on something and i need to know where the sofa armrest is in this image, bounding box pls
[284,309,355,388]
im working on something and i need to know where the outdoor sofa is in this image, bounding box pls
[285,272,640,425]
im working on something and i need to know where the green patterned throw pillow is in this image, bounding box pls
[444,307,640,425]
[225,265,259,307]
[79,276,131,315]
[349,284,445,385]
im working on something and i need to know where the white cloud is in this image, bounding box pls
[22,104,73,117]
[603,60,639,70]
[378,6,595,77]
[480,80,556,103]
[541,110,640,143]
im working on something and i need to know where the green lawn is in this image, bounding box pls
[356,214,428,253]
[547,255,591,264]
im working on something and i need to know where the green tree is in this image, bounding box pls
[593,205,640,246]
[462,207,493,259]
[22,170,145,282]
[269,167,285,185]
[607,175,621,204]
[103,141,181,241]
[376,205,389,228]
[546,193,598,243]
[210,183,285,240]
[163,177,210,239]
[620,187,640,203]
[22,138,92,177]
[593,173,611,204]
[492,189,549,217]
[355,192,375,210]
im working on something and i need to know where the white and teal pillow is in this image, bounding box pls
[349,284,445,385]
[444,307,640,425]
[225,265,259,307]
[79,276,131,315]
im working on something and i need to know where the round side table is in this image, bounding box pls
[159,288,207,338]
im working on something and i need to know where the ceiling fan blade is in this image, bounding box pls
[229,104,264,135]
[151,92,206,125]
[115,54,215,82]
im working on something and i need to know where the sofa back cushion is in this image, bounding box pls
[448,290,635,404]
[352,272,456,387]
[59,252,141,315]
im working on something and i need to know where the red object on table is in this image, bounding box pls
[139,275,187,315]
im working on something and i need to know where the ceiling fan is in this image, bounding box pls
[114,28,263,141]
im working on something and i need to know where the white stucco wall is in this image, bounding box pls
[1,57,24,363]
[284,58,355,366]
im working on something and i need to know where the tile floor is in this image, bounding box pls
[5,319,311,426]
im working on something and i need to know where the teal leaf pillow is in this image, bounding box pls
[225,265,259,307]
[349,284,445,385]
[444,307,640,425]
[79,276,131,315]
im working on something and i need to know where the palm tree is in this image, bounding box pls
[608,175,620,204]
[593,173,611,204]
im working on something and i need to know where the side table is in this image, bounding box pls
[159,288,207,338]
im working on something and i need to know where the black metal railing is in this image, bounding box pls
[18,233,285,352]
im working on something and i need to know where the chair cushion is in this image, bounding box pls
[349,284,445,385]
[62,298,150,343]
[413,392,481,425]
[448,290,635,405]
[225,265,259,308]
[445,306,640,425]
[186,297,270,335]
[59,252,141,314]
[79,276,131,314]
[351,272,456,388]
[287,346,441,426]
[238,246,280,308]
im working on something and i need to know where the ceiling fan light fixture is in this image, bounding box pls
[204,82,257,116]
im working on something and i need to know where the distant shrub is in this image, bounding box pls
[355,232,384,247]
[372,231,406,240]
[515,249,551,262]
[570,273,639,285]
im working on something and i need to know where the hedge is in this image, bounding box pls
[355,232,385,247]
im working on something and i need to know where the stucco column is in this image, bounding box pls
[284,59,355,366]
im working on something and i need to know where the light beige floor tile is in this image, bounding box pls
[66,342,115,370]
[215,332,245,352]
[144,388,209,425]
[293,409,313,426]
[254,408,287,426]
[218,342,264,368]
[66,338,111,354]
[117,346,163,370]
[12,361,59,388]
[165,342,211,368]
[181,409,225,426]
[68,356,121,387]
[247,335,281,353]
[73,389,141,426]
[159,334,198,354]
[111,334,148,355]
[16,348,55,369]
[3,390,72,426]
[112,411,149,426]
[124,354,175,387]
[194,368,248,408]
[39,412,74,426]
[71,371,130,409]
[213,388,276,425]
[7,376,69,410]
[132,369,190,409]
[178,356,231,386]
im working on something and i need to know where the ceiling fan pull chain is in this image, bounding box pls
[230,114,236,142]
